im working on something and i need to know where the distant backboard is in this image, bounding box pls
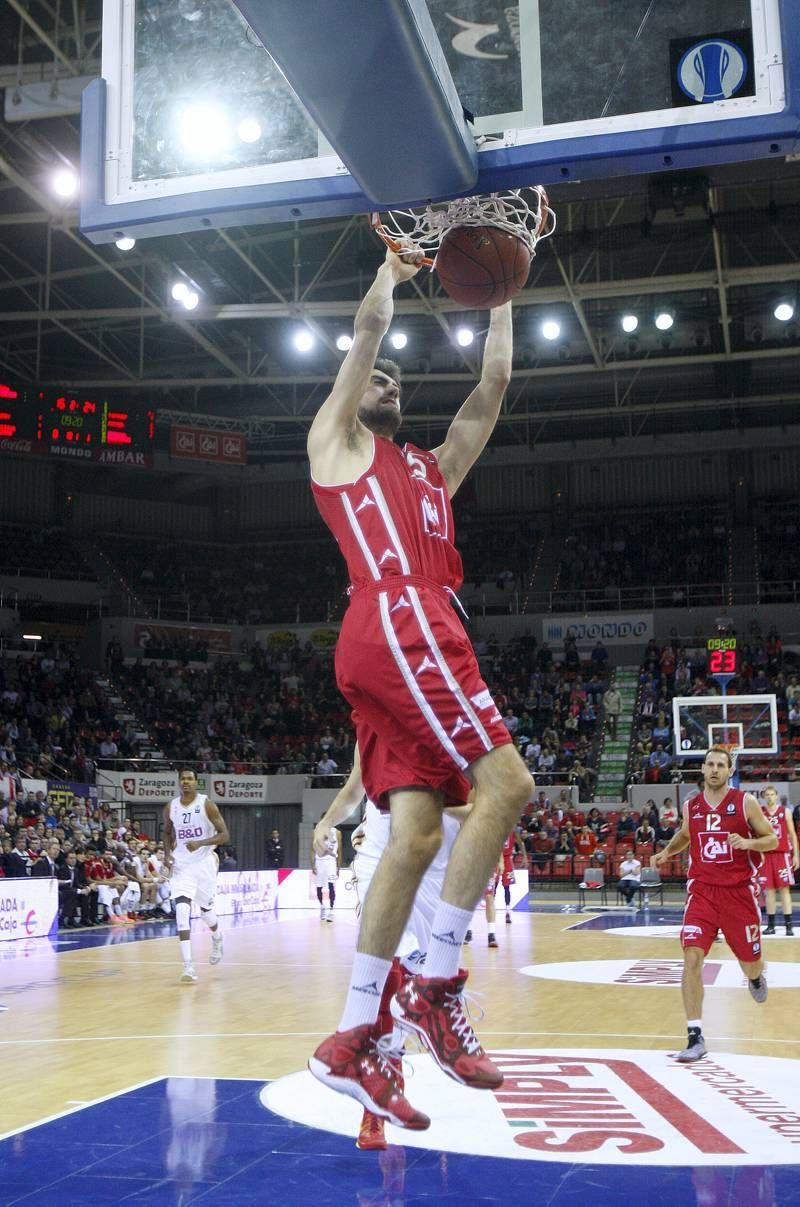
[81,0,800,243]
[672,694,779,759]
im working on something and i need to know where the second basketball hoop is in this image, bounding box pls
[370,188,556,310]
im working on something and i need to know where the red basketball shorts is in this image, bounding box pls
[681,879,762,962]
[759,850,796,891]
[335,578,512,807]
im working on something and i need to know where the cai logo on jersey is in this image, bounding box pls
[263,1048,800,1165]
[700,831,732,863]
[678,39,748,103]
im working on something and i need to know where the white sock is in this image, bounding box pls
[212,930,222,945]
[338,953,392,1031]
[203,910,218,930]
[180,939,192,966]
[425,902,473,979]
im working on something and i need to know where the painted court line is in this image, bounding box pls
[0,1076,164,1143]
[0,1030,798,1046]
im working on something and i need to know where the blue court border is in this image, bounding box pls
[2,1076,799,1206]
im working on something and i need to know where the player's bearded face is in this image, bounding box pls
[358,377,402,438]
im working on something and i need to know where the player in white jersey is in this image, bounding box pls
[312,826,341,921]
[163,768,229,984]
[313,747,461,1150]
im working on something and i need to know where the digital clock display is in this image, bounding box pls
[706,636,738,676]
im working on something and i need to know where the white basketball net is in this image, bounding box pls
[370,186,556,258]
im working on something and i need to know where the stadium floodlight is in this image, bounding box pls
[541,319,561,341]
[293,328,315,352]
[389,331,408,350]
[52,168,78,199]
[115,236,136,251]
[621,313,639,333]
[336,334,353,352]
[455,326,475,347]
[182,289,200,311]
[237,117,262,144]
[171,281,189,302]
[176,101,230,161]
[774,300,795,322]
[654,309,675,331]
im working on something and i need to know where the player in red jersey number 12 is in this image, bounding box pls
[654,746,777,1063]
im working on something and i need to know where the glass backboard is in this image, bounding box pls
[81,0,799,243]
[672,693,779,759]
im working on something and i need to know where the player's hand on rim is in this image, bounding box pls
[385,241,425,281]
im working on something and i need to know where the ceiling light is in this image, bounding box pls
[52,168,78,199]
[176,102,230,161]
[336,334,353,352]
[237,117,262,144]
[171,281,189,302]
[774,301,795,322]
[389,331,407,350]
[182,289,200,311]
[22,633,42,641]
[455,327,475,347]
[621,314,639,333]
[293,329,315,352]
[541,319,560,341]
[654,310,674,331]
[115,236,136,252]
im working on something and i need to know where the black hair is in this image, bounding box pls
[374,357,402,386]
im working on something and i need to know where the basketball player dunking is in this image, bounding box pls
[163,768,229,984]
[307,244,534,1129]
[654,747,777,1062]
[759,784,798,936]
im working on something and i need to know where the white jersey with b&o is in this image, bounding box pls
[168,793,219,908]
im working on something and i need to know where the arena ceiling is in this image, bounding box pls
[1,2,800,462]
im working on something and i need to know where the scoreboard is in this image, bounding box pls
[706,636,738,676]
[0,385,155,464]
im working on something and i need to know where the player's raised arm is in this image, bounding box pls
[307,247,423,482]
[432,301,512,497]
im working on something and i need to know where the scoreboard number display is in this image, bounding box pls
[0,386,155,465]
[706,636,738,676]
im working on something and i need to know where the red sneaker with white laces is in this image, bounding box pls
[390,969,503,1090]
[308,1024,430,1130]
[356,1110,387,1150]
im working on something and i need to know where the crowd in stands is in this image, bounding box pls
[518,793,684,882]
[556,509,729,603]
[0,794,175,926]
[757,507,800,600]
[0,523,96,581]
[97,532,346,626]
[0,645,134,782]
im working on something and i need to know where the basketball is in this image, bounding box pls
[435,225,532,309]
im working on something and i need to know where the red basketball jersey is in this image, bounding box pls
[311,436,463,591]
[762,805,791,854]
[686,787,761,887]
[502,831,516,870]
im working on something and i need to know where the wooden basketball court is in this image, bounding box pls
[2,904,797,1133]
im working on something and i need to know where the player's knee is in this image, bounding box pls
[504,762,534,812]
[389,823,442,871]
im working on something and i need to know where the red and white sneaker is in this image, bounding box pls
[356,1110,387,1150]
[391,969,503,1090]
[308,1024,430,1131]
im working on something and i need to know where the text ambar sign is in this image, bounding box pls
[169,424,247,465]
